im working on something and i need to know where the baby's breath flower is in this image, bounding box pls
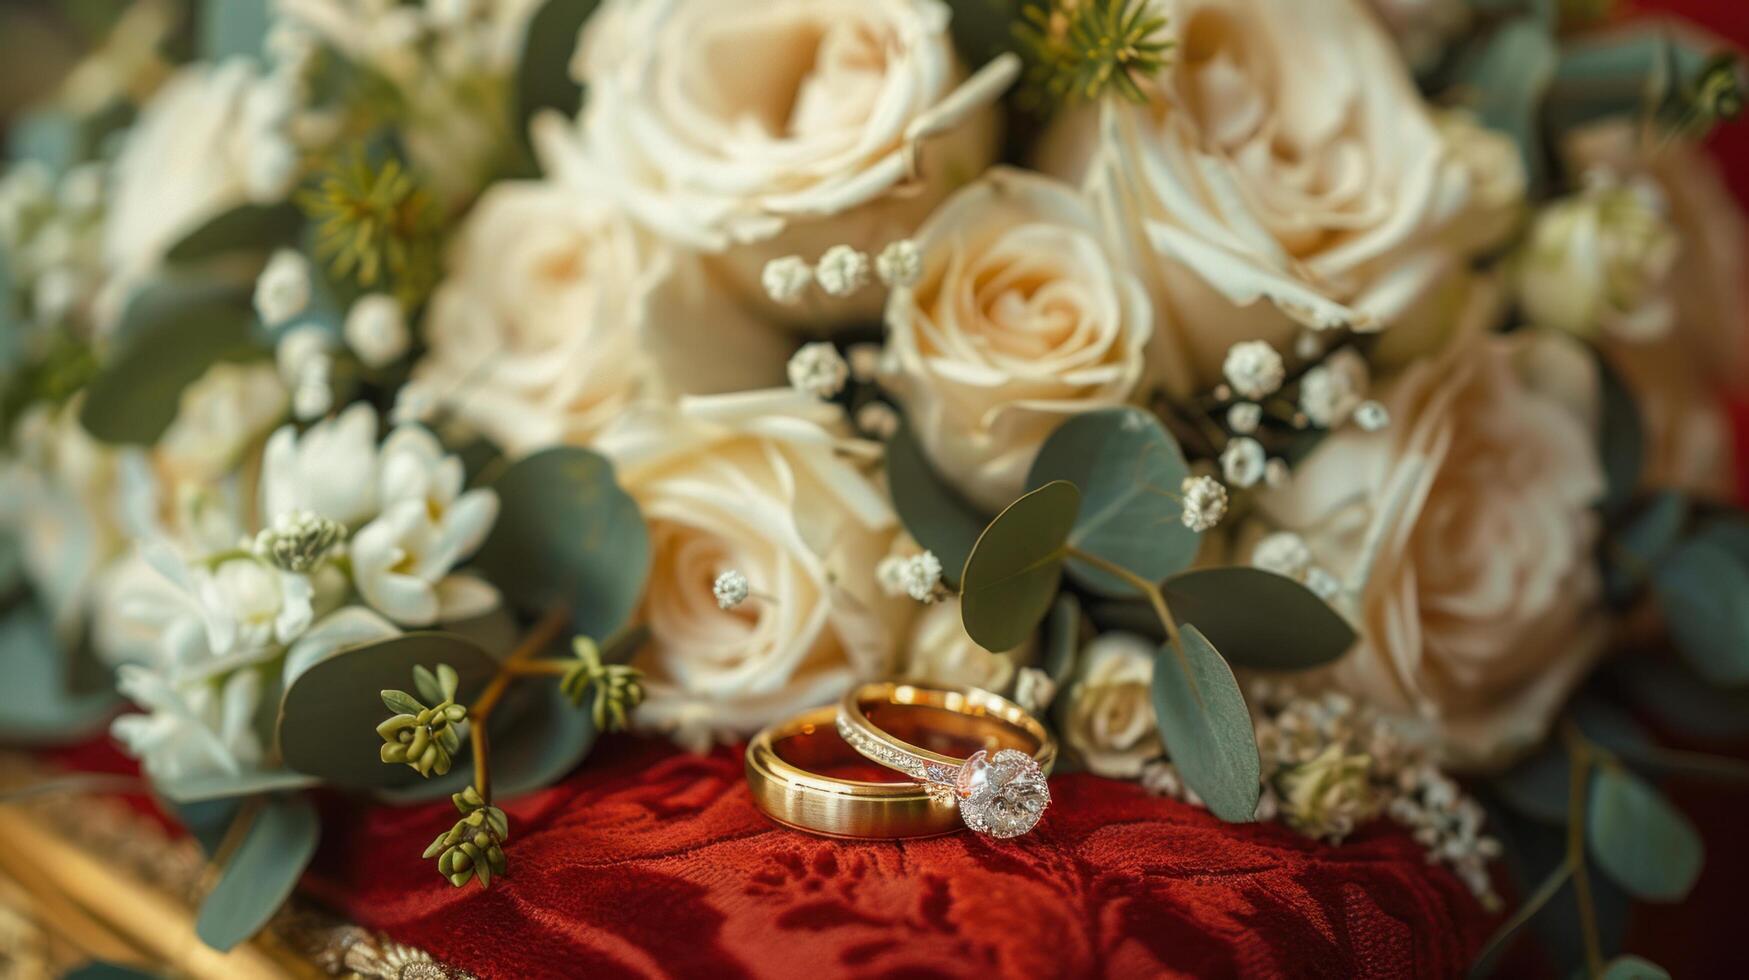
[1227,402,1261,435]
[712,570,750,610]
[275,324,331,384]
[846,343,885,383]
[1179,475,1228,532]
[1221,437,1267,488]
[1354,401,1391,432]
[254,248,312,327]
[1252,532,1312,581]
[1014,667,1058,714]
[855,401,900,440]
[1299,349,1369,428]
[1304,567,1343,602]
[1265,458,1291,489]
[879,551,944,603]
[787,342,850,399]
[815,245,870,297]
[1223,341,1285,400]
[875,239,922,288]
[293,373,334,421]
[253,510,347,572]
[345,293,410,368]
[761,255,813,305]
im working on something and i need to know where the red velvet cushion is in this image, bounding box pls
[300,736,1494,979]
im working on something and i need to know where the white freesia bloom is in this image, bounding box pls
[112,666,264,782]
[1062,633,1160,778]
[260,404,382,528]
[100,61,297,331]
[884,168,1153,511]
[1254,335,1606,768]
[1038,0,1487,396]
[351,497,500,627]
[562,0,1010,323]
[344,293,410,368]
[409,121,787,456]
[596,391,911,750]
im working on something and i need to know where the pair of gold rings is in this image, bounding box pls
[744,682,1056,840]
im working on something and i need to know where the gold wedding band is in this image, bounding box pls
[745,706,962,839]
[836,682,1056,838]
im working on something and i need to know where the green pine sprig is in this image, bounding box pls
[1015,0,1174,106]
[297,148,442,308]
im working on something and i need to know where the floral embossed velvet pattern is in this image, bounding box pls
[301,736,1492,979]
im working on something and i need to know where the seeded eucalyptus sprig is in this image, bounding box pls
[1015,0,1174,106]
[423,786,509,888]
[559,637,646,733]
[377,664,468,777]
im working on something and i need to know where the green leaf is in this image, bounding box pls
[1608,657,1749,741]
[195,794,319,952]
[0,607,118,745]
[7,110,79,170]
[1027,408,1198,596]
[277,632,498,789]
[78,282,262,445]
[513,0,601,142]
[473,447,650,640]
[1451,17,1559,189]
[167,203,304,264]
[1149,624,1261,823]
[1600,955,1671,980]
[1604,491,1687,604]
[199,0,273,61]
[1546,30,1719,137]
[1491,741,1571,825]
[1159,568,1356,671]
[887,421,987,588]
[1595,351,1645,520]
[156,769,320,805]
[1655,536,1749,686]
[1587,766,1703,902]
[959,481,1080,653]
[944,0,1021,67]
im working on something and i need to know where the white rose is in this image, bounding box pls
[411,128,786,456]
[1062,633,1161,779]
[902,597,1035,693]
[596,391,912,750]
[561,0,1010,324]
[100,62,296,331]
[1038,0,1485,397]
[1254,335,1606,769]
[883,168,1152,511]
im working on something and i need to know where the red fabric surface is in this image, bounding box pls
[300,735,1495,980]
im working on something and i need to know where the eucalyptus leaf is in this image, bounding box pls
[78,282,262,445]
[1595,351,1645,520]
[1491,740,1571,826]
[0,607,118,745]
[156,769,319,805]
[1043,594,1082,684]
[959,481,1080,653]
[199,0,273,61]
[514,0,601,144]
[7,110,79,170]
[474,447,650,640]
[277,632,498,789]
[886,421,987,587]
[195,794,319,952]
[1027,408,1198,596]
[1160,568,1356,671]
[167,203,304,264]
[1600,955,1671,980]
[1655,536,1749,686]
[1150,624,1261,823]
[1587,766,1703,902]
[1608,656,1749,741]
[1546,31,1715,136]
[1451,17,1559,189]
[1604,491,1687,604]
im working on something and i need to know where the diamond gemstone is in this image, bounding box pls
[954,749,1049,839]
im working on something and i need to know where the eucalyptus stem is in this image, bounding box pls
[1561,722,1606,978]
[506,660,575,677]
[1064,546,1184,652]
[465,605,570,802]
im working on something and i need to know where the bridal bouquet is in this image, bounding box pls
[1,0,1744,973]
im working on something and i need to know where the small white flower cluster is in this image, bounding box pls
[762,240,922,305]
[786,342,851,399]
[712,569,750,610]
[0,159,107,326]
[274,322,336,421]
[1179,475,1228,532]
[878,550,945,603]
[1141,684,1501,908]
[1211,340,1393,494]
[1251,531,1345,603]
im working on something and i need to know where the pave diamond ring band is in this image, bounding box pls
[836,682,1056,839]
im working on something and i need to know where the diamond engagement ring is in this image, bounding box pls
[836,682,1056,839]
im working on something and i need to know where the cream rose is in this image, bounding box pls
[1253,335,1606,769]
[901,597,1035,693]
[561,0,1010,323]
[883,168,1152,511]
[1038,0,1486,397]
[100,61,297,331]
[1061,633,1161,779]
[409,120,787,457]
[596,392,912,750]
